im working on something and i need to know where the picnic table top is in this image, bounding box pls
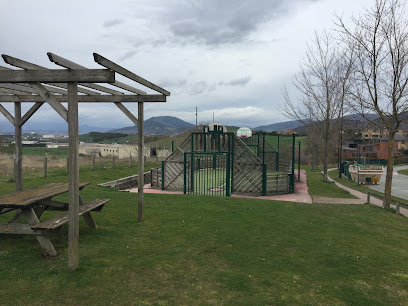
[0,182,90,208]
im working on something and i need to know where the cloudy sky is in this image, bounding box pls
[0,0,373,129]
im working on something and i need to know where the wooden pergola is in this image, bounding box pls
[0,52,170,270]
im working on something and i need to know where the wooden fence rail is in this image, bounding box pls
[367,192,408,215]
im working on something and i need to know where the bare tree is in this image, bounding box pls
[283,30,352,181]
[336,0,408,208]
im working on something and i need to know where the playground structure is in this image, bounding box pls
[151,125,296,196]
[341,161,383,185]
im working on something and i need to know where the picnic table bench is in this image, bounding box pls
[0,183,109,256]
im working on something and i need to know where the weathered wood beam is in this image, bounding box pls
[94,53,170,96]
[0,87,33,95]
[67,82,80,270]
[0,104,14,124]
[0,83,68,95]
[114,102,138,125]
[48,52,147,95]
[1,56,101,95]
[0,94,166,103]
[112,81,147,95]
[30,83,68,122]
[138,102,144,222]
[21,102,44,125]
[14,102,22,191]
[0,69,115,83]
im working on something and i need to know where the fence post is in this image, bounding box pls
[13,158,16,182]
[262,163,267,196]
[396,201,400,215]
[150,168,153,187]
[161,161,165,190]
[367,192,371,204]
[291,133,296,193]
[298,141,301,182]
[92,155,96,170]
[172,140,174,152]
[226,153,231,197]
[43,157,47,178]
[112,156,115,168]
[276,134,280,171]
[129,154,132,168]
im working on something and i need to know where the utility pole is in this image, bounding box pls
[196,107,197,127]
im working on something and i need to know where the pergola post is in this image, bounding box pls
[67,82,79,271]
[14,102,22,191]
[138,102,144,222]
[0,52,170,269]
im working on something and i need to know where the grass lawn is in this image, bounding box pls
[22,147,69,157]
[304,166,356,198]
[1,168,408,304]
[399,169,408,176]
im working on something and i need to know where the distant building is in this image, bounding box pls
[42,134,56,139]
[342,136,408,160]
[79,143,171,159]
[361,128,406,140]
[282,129,296,135]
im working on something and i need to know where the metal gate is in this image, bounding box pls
[184,152,231,196]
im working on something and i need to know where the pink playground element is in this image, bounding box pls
[128,185,183,194]
[128,170,312,204]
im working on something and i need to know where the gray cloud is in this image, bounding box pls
[219,76,251,87]
[166,0,311,46]
[159,79,187,89]
[189,81,217,95]
[103,19,124,28]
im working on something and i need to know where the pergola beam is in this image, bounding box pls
[0,94,166,103]
[0,83,68,95]
[0,104,14,125]
[30,83,68,122]
[0,69,115,83]
[114,102,138,125]
[21,102,43,125]
[2,56,102,95]
[94,53,170,96]
[47,52,146,95]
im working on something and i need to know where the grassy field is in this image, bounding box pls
[2,167,408,304]
[304,166,356,198]
[399,169,408,176]
[22,147,69,157]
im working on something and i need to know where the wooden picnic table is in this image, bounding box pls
[0,183,109,256]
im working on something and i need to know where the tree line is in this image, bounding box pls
[283,0,408,208]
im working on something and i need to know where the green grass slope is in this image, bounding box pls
[1,167,408,304]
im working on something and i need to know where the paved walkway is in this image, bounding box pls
[323,168,408,217]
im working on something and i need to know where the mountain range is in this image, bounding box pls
[110,116,195,135]
[0,114,384,136]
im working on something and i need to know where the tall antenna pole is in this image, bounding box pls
[196,107,197,127]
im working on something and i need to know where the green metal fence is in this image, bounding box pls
[184,152,231,196]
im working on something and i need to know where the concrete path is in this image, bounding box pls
[325,168,408,217]
[367,164,408,200]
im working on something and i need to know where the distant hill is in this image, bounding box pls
[110,116,195,135]
[254,120,303,132]
[0,121,111,134]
